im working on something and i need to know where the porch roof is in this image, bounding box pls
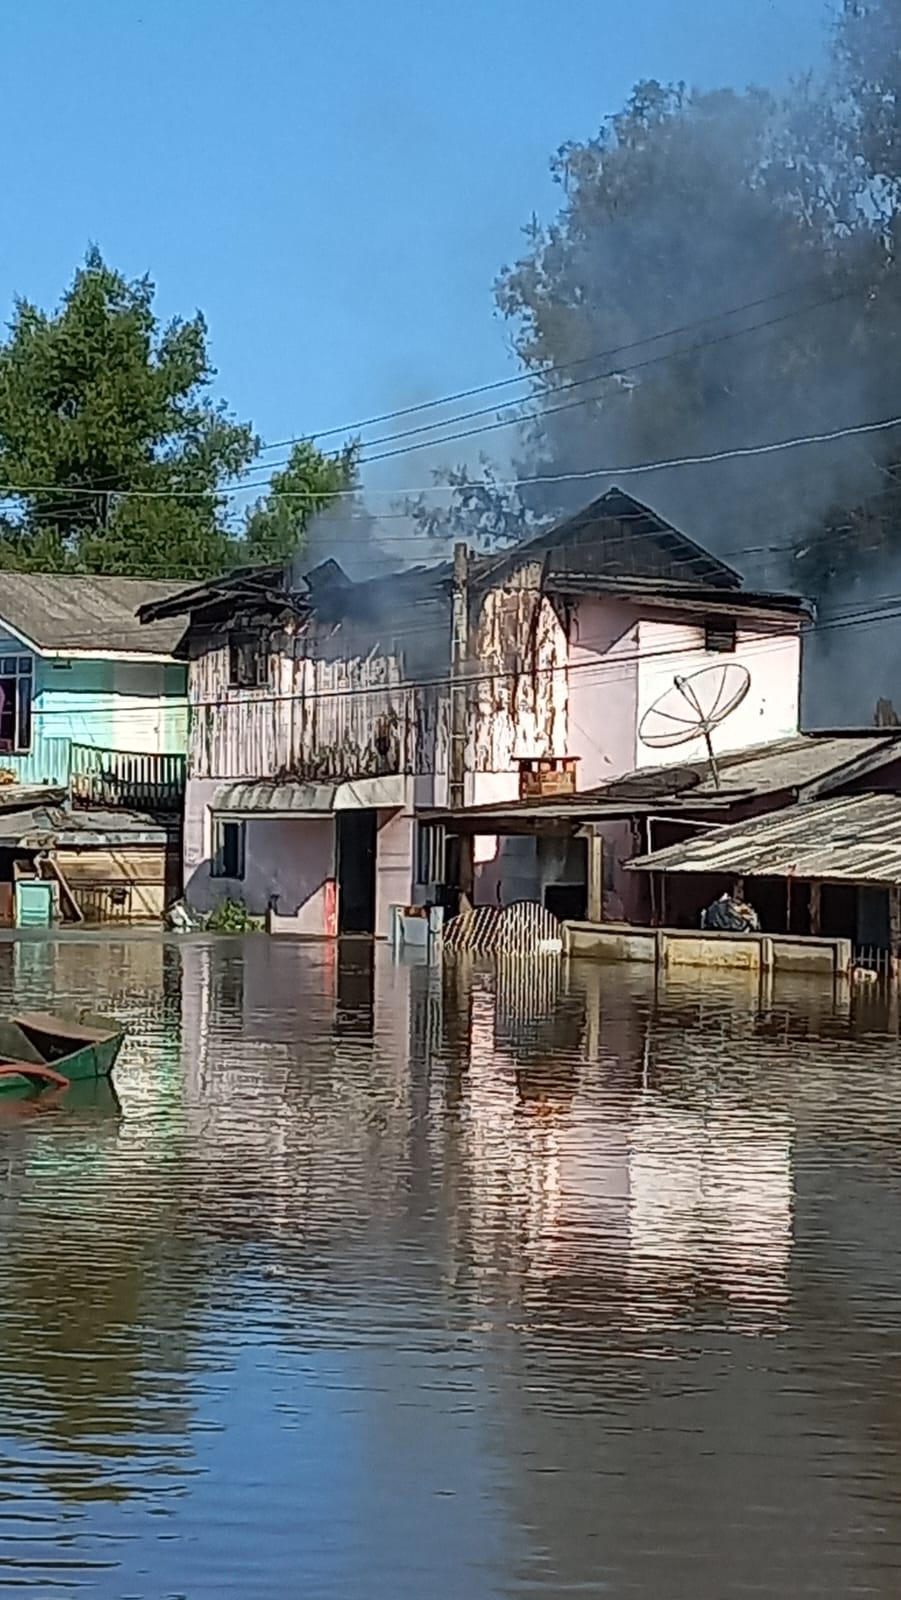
[625,792,901,886]
[211,776,409,819]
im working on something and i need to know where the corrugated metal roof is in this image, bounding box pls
[213,781,339,816]
[0,803,169,846]
[212,776,409,816]
[0,574,189,656]
[599,733,901,801]
[627,792,901,884]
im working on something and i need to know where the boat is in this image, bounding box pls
[0,1010,126,1098]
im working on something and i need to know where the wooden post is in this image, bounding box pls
[890,884,901,978]
[586,829,604,924]
[809,881,821,937]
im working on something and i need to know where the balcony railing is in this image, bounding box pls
[69,743,186,815]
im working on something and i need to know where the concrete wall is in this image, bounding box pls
[184,775,336,928]
[375,808,415,938]
[185,778,415,938]
[563,602,802,791]
[564,921,852,976]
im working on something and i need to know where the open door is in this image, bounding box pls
[336,810,377,935]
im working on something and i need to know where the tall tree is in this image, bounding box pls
[0,248,257,578]
[413,52,901,601]
[242,440,359,565]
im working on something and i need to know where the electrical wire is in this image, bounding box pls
[0,281,851,507]
[1,405,897,511]
[254,275,844,454]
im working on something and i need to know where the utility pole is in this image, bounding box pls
[449,541,474,908]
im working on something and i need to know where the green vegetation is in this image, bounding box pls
[0,249,356,580]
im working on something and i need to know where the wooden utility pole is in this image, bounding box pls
[449,542,474,907]
[449,542,468,811]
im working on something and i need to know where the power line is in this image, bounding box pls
[2,405,898,511]
[254,275,842,456]
[0,281,850,511]
[16,591,901,727]
[235,288,850,485]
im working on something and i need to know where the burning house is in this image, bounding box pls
[138,488,809,936]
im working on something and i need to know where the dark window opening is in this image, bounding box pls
[416,823,446,886]
[211,818,246,880]
[0,656,33,753]
[704,616,737,654]
[228,635,267,689]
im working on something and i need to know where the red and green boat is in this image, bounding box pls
[0,1011,125,1098]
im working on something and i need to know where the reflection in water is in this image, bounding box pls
[0,935,900,1595]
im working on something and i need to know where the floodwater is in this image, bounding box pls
[0,938,900,1597]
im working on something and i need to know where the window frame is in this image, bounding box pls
[0,654,34,754]
[211,817,246,881]
[227,633,267,690]
[703,615,737,654]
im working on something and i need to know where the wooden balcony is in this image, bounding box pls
[69,743,186,815]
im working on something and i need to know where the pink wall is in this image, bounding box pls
[375,808,415,937]
[184,776,336,930]
[567,598,642,789]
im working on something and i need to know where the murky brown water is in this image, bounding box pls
[0,934,900,1596]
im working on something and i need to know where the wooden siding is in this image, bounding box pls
[188,625,446,783]
[186,578,566,787]
[56,844,174,923]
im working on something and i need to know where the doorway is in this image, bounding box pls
[336,810,377,934]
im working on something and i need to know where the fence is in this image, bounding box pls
[69,743,186,814]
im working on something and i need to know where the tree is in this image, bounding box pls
[417,53,901,601]
[243,440,359,565]
[0,248,257,578]
[405,457,538,552]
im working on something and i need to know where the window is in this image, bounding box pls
[227,634,267,689]
[704,616,737,654]
[0,655,33,753]
[211,818,246,880]
[416,822,446,886]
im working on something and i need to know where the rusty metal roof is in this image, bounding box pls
[627,792,901,884]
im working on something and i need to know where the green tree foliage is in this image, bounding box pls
[243,440,358,565]
[0,248,258,577]
[0,250,361,581]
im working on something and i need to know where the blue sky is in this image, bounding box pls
[1,0,830,503]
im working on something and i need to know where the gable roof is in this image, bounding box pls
[0,574,190,659]
[477,487,745,591]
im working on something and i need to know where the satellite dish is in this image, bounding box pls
[638,662,751,789]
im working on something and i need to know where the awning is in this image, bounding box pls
[211,776,410,820]
[626,792,901,885]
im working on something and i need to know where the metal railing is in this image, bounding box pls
[68,743,186,814]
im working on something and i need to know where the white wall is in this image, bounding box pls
[635,619,800,768]
[567,597,642,789]
[375,808,415,937]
